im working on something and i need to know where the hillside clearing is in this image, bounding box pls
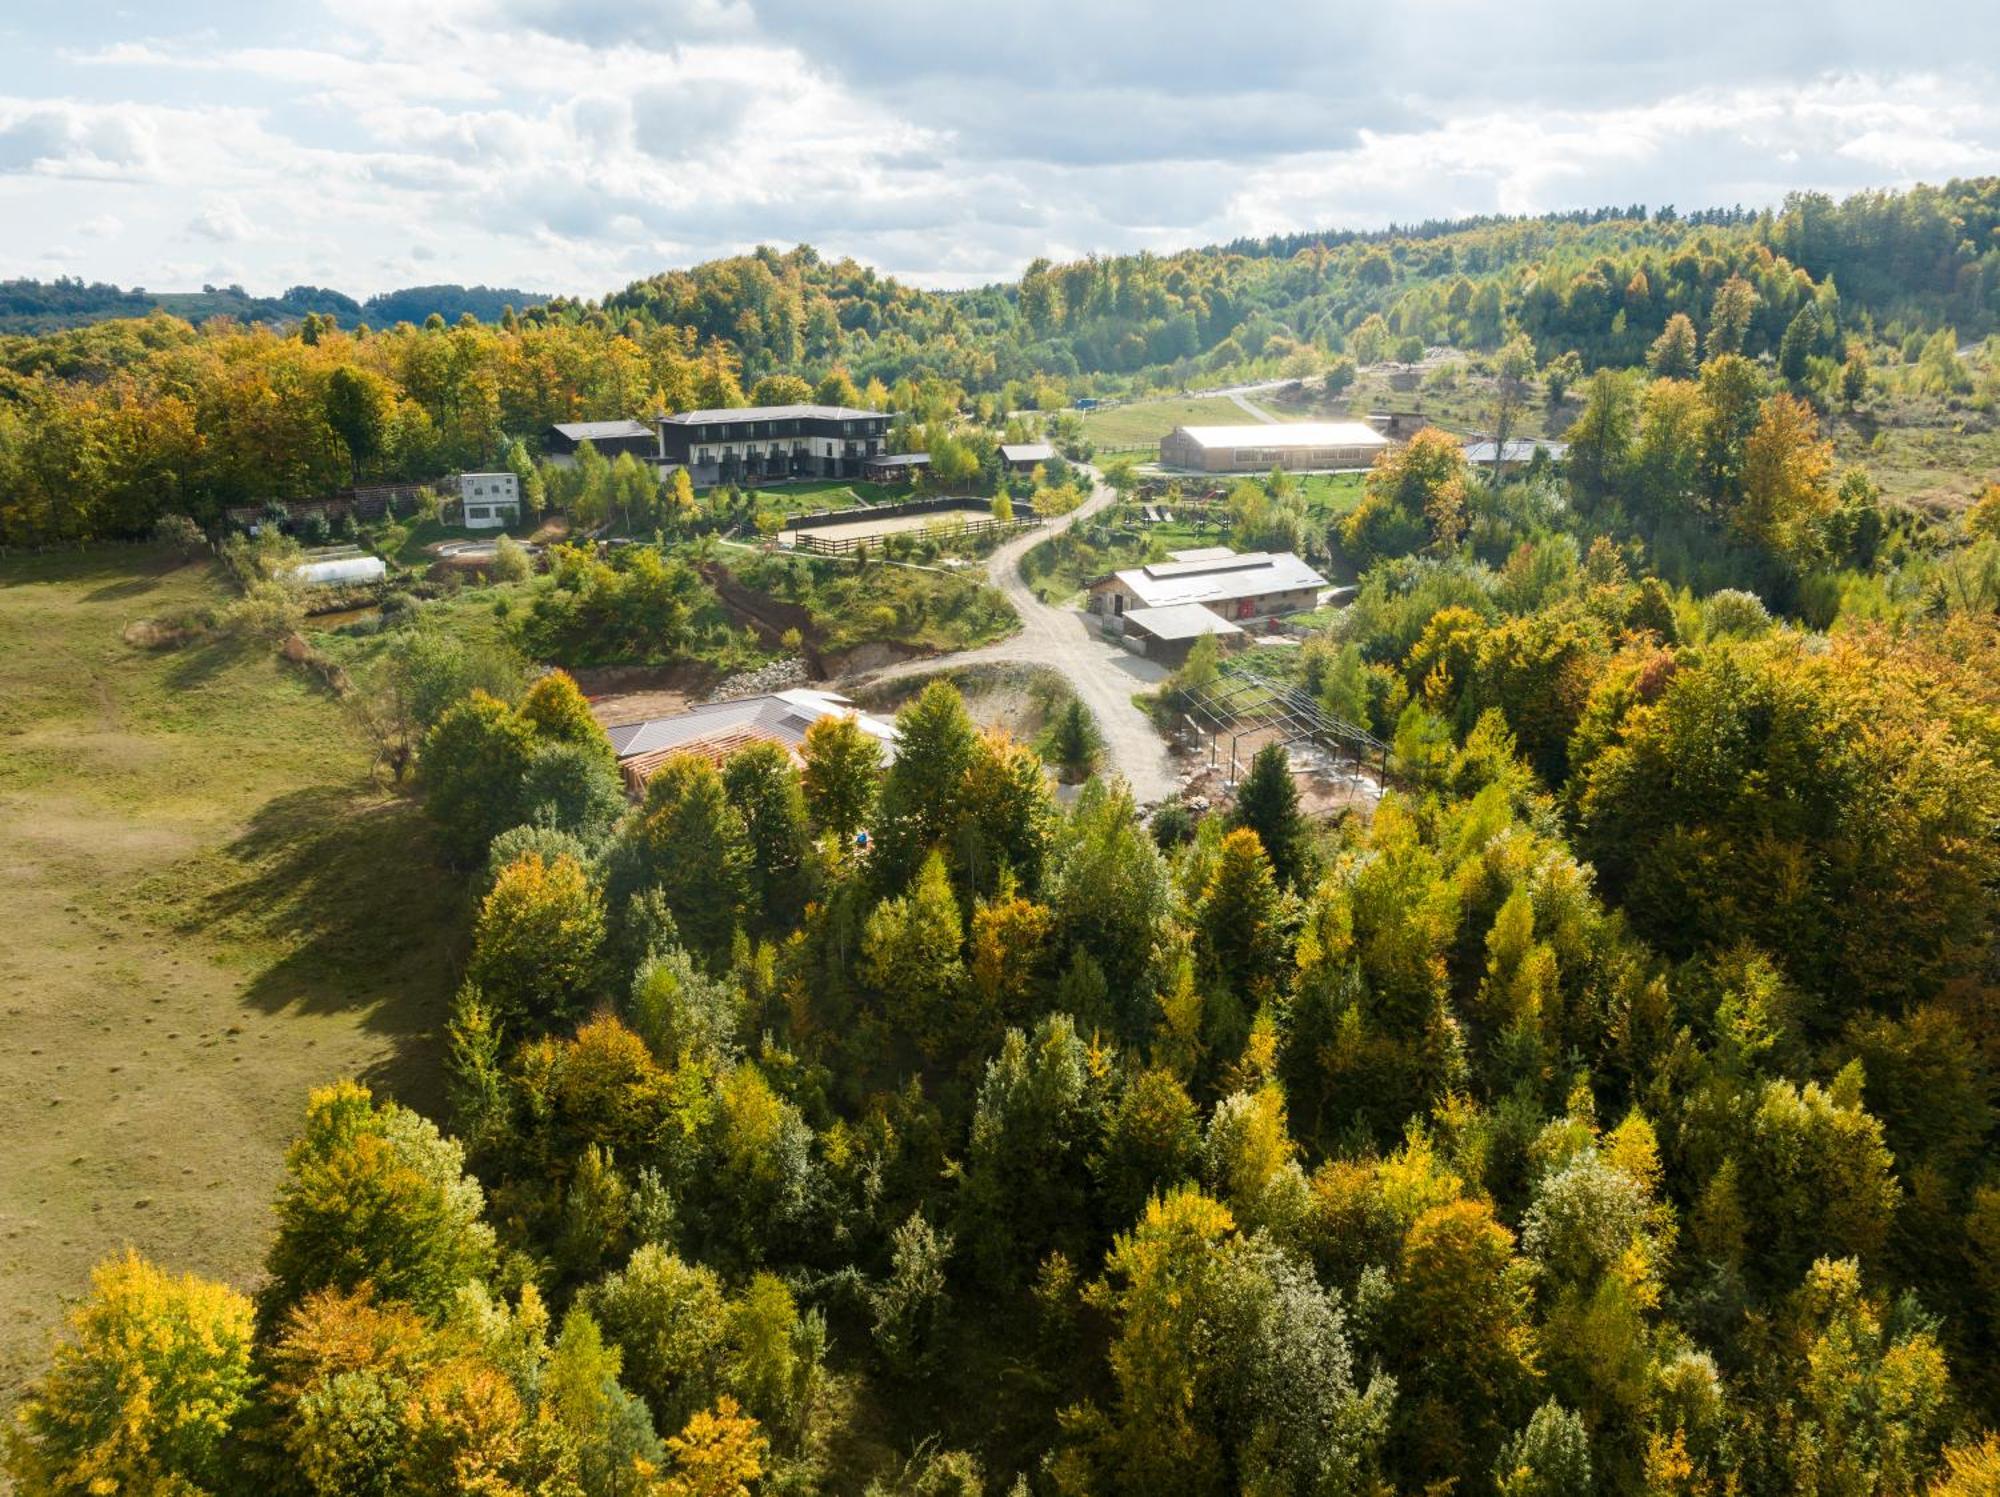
[0,547,460,1412]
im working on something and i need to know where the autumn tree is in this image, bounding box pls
[1197,827,1288,996]
[722,741,815,933]
[872,679,978,888]
[420,689,537,864]
[263,1081,496,1322]
[1648,312,1698,379]
[519,668,617,765]
[862,849,966,1057]
[799,711,884,845]
[1391,1199,1541,1482]
[1734,392,1835,570]
[1079,1186,1390,1495]
[468,850,607,1033]
[621,753,750,968]
[4,1252,255,1497]
[1706,274,1758,357]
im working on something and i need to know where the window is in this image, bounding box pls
[470,507,489,519]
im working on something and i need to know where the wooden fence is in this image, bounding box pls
[793,514,1042,557]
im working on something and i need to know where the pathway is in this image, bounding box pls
[840,473,1181,802]
[1227,390,1281,424]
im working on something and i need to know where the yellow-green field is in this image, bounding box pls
[0,548,463,1412]
[1080,394,1291,450]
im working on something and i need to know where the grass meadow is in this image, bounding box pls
[0,546,463,1411]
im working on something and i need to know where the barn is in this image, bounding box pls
[1116,603,1246,665]
[605,689,896,796]
[1159,420,1389,473]
[1086,549,1327,624]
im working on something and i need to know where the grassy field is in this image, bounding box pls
[0,547,464,1412]
[745,478,909,516]
[1081,394,1289,450]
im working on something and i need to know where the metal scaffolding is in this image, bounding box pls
[1179,663,1390,790]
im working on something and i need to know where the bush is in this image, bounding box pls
[491,534,532,582]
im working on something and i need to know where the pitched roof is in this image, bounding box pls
[605,689,897,763]
[551,419,655,442]
[658,404,884,426]
[1097,550,1328,609]
[1122,603,1247,641]
[1169,421,1388,450]
[867,452,931,468]
[999,442,1056,463]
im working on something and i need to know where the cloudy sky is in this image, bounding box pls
[3,1,1999,299]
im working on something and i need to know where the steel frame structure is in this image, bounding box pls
[1179,664,1391,789]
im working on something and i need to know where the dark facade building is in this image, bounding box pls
[545,419,661,463]
[656,404,890,485]
[998,441,1056,474]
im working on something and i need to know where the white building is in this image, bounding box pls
[1159,420,1390,473]
[459,472,521,530]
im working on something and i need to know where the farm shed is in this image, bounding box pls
[1117,603,1246,666]
[606,689,896,796]
[1087,549,1326,624]
[998,442,1056,474]
[1159,420,1390,473]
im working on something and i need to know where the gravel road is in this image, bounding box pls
[842,472,1181,802]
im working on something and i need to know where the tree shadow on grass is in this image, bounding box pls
[195,783,467,1114]
[84,575,164,603]
[0,549,207,590]
[163,635,257,692]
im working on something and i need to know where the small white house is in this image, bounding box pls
[459,472,521,530]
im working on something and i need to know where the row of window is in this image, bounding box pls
[683,419,885,440]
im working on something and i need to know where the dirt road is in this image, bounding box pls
[845,474,1181,802]
[1227,390,1281,423]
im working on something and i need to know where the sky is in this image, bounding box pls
[3,1,1999,299]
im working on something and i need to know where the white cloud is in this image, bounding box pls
[1,4,1997,297]
[188,195,255,243]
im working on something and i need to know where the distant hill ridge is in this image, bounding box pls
[0,277,551,334]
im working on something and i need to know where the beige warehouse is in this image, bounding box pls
[1160,419,1390,473]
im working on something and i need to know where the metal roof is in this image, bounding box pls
[605,689,897,762]
[1170,421,1389,450]
[1098,550,1328,609]
[999,442,1056,463]
[1123,604,1247,641]
[551,420,655,442]
[658,404,884,426]
[867,452,931,468]
[1462,438,1569,464]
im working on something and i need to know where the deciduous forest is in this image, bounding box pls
[7,181,2000,1497]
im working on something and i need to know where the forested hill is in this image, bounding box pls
[4,179,1998,544]
[591,179,2000,390]
[0,277,549,335]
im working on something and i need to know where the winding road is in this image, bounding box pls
[839,473,1181,802]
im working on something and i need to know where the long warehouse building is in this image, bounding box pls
[1160,419,1390,473]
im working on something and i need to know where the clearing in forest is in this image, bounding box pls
[0,547,461,1412]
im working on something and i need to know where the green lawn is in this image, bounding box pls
[742,479,911,517]
[0,547,464,1412]
[1082,394,1284,451]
